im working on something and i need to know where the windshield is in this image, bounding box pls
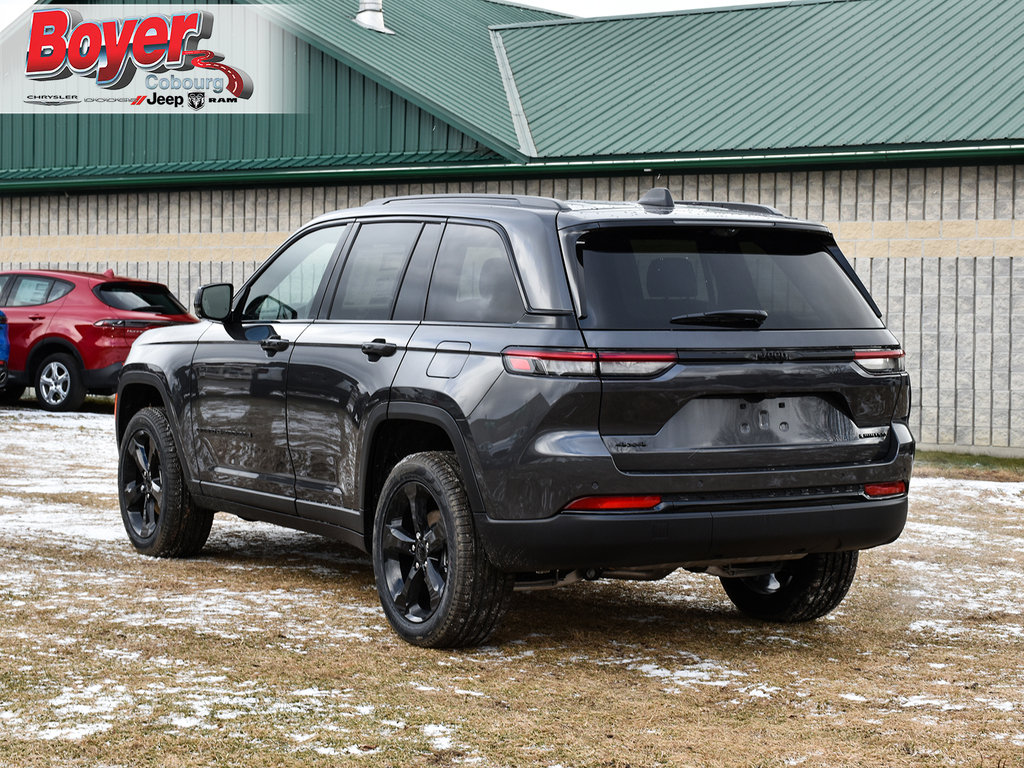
[572,226,882,331]
[95,283,187,314]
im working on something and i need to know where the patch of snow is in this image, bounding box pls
[423,723,454,750]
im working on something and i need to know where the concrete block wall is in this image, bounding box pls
[1,164,1022,455]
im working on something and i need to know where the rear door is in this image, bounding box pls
[569,224,908,473]
[286,219,439,526]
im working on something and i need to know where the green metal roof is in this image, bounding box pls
[5,0,1024,192]
[494,0,1024,158]
[259,0,565,161]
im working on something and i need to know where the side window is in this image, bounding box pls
[329,222,422,320]
[241,226,346,321]
[425,224,523,324]
[0,274,10,303]
[7,276,55,307]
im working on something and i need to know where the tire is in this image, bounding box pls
[118,407,213,557]
[0,385,26,405]
[34,353,86,411]
[372,451,512,648]
[719,551,858,622]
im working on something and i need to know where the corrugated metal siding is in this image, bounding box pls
[495,0,1024,158]
[0,30,497,181]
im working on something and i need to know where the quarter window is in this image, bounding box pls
[425,224,522,324]
[241,226,346,321]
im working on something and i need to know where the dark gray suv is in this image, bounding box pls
[115,189,913,647]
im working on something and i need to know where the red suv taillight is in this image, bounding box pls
[854,348,905,373]
[502,348,676,378]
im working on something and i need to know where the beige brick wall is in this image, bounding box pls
[2,164,1022,455]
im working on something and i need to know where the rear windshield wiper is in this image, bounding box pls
[670,309,768,328]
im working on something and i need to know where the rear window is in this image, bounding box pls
[572,226,882,330]
[96,283,187,315]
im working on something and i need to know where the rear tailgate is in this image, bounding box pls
[569,223,909,473]
[586,329,906,472]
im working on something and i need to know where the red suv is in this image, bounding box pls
[0,269,196,411]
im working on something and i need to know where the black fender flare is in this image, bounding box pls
[116,367,200,492]
[360,400,486,515]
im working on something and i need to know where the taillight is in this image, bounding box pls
[93,319,126,328]
[565,495,663,511]
[502,348,677,378]
[502,349,598,377]
[598,351,677,378]
[854,348,905,373]
[864,481,906,497]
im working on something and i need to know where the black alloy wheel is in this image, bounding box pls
[379,481,450,623]
[372,452,512,648]
[117,407,213,557]
[122,425,165,541]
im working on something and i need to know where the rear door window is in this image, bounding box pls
[5,276,70,307]
[425,224,523,324]
[328,222,422,320]
[573,226,882,330]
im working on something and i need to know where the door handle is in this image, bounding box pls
[361,338,397,362]
[259,336,290,355]
[28,315,45,321]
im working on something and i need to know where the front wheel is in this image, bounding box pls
[719,551,858,622]
[118,407,213,557]
[372,451,512,648]
[35,353,86,411]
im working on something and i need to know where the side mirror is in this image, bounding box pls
[194,283,233,322]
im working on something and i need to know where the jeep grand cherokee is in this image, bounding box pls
[114,189,913,647]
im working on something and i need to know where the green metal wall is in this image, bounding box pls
[1,22,495,183]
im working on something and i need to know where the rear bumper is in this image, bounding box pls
[83,361,122,394]
[476,495,908,573]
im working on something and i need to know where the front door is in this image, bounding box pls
[190,224,349,513]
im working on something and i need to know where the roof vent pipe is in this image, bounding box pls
[355,0,394,35]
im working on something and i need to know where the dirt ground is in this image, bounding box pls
[0,400,1022,767]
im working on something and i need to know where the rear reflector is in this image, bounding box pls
[864,481,906,497]
[565,495,662,511]
[854,348,905,373]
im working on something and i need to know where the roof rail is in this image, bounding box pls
[366,193,570,211]
[680,200,786,217]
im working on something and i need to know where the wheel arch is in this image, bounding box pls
[361,402,485,552]
[27,337,84,379]
[115,368,199,492]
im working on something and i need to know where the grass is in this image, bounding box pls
[1,407,1023,767]
[915,451,1024,482]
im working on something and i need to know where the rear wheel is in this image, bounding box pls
[719,551,858,622]
[35,353,86,411]
[372,451,512,648]
[118,407,213,557]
